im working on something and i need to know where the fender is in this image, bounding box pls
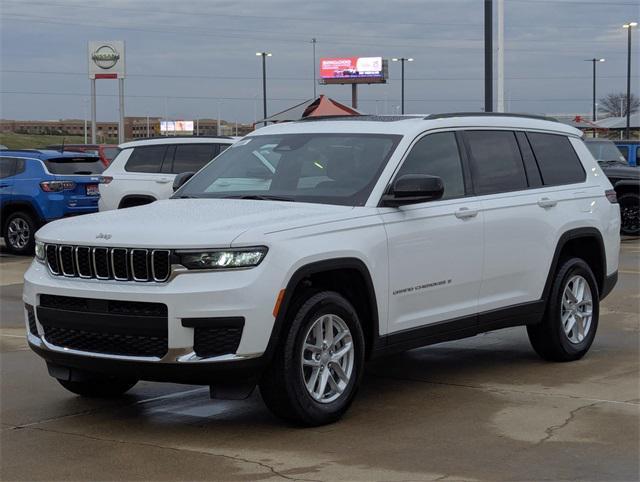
[262,257,379,364]
[541,227,606,302]
[613,179,640,191]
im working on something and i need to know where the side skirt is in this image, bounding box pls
[371,299,546,358]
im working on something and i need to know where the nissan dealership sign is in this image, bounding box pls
[88,41,125,79]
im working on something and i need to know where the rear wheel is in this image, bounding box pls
[3,211,36,255]
[619,192,639,236]
[57,377,138,398]
[260,291,365,426]
[527,257,599,362]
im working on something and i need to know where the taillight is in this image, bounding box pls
[605,189,618,204]
[99,176,113,184]
[40,181,76,192]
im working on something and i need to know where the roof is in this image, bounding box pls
[119,136,237,149]
[251,113,583,138]
[0,149,102,160]
[595,113,640,129]
[260,95,360,123]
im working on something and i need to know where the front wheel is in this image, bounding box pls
[260,291,365,426]
[527,257,599,362]
[57,377,138,398]
[619,192,640,236]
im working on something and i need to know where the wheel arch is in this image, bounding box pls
[543,228,607,301]
[1,201,43,229]
[266,258,380,362]
[117,195,157,209]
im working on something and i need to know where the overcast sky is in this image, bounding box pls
[1,0,638,124]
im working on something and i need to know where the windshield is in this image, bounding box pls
[585,140,627,164]
[44,157,105,175]
[174,133,401,206]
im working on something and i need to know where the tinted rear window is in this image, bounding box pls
[465,130,528,195]
[43,157,104,175]
[124,146,167,173]
[527,133,585,185]
[172,144,219,173]
[0,157,16,178]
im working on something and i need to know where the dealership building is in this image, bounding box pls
[0,117,254,141]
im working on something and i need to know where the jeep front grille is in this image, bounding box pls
[44,244,171,282]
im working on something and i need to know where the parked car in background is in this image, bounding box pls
[45,144,120,167]
[26,114,619,425]
[613,140,639,167]
[585,139,639,236]
[98,136,236,211]
[0,150,104,254]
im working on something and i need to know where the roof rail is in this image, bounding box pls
[424,112,558,122]
[128,135,235,142]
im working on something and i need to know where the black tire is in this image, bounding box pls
[619,192,640,236]
[57,377,138,398]
[259,291,366,426]
[527,257,599,362]
[3,211,36,255]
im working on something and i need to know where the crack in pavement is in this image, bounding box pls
[534,401,602,446]
[24,425,322,482]
[366,372,639,407]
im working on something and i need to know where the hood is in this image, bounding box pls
[600,163,640,180]
[36,199,355,248]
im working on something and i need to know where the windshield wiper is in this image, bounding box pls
[224,194,294,202]
[173,194,199,199]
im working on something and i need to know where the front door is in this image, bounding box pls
[381,131,483,335]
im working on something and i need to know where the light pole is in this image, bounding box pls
[311,38,317,98]
[623,22,637,139]
[391,57,414,114]
[584,58,605,121]
[256,52,272,126]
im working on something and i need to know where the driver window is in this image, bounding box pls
[396,132,465,200]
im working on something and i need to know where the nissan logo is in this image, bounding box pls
[91,45,120,70]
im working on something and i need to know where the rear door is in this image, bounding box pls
[43,156,104,209]
[118,144,172,201]
[156,143,221,199]
[0,157,18,206]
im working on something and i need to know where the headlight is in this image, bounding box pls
[177,247,267,270]
[35,241,45,262]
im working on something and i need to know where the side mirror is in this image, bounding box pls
[381,174,444,207]
[173,171,195,192]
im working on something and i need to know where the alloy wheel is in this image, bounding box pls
[301,314,354,404]
[561,275,593,344]
[7,217,30,249]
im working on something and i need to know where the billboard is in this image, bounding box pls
[319,57,387,84]
[160,121,194,133]
[88,41,125,79]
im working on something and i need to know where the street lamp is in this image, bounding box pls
[623,22,637,138]
[584,58,605,121]
[256,52,272,126]
[391,57,414,114]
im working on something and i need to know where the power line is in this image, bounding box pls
[0,90,599,103]
[1,69,637,81]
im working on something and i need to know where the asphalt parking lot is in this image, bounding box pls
[1,240,638,481]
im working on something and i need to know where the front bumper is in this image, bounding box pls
[23,259,281,383]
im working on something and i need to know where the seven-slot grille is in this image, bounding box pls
[44,244,171,282]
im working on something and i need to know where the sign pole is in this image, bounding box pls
[91,79,97,144]
[351,84,358,109]
[484,0,493,112]
[118,78,125,144]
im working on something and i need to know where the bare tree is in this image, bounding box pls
[598,92,639,117]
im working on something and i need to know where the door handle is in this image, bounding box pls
[155,178,172,184]
[454,207,478,219]
[537,197,557,208]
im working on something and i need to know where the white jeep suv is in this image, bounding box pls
[25,114,620,426]
[99,136,236,211]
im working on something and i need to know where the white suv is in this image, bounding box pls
[98,136,236,211]
[25,114,620,426]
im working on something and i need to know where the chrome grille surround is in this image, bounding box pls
[44,244,172,282]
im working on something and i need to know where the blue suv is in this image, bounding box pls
[0,150,104,254]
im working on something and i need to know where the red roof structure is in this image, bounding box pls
[260,95,360,123]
